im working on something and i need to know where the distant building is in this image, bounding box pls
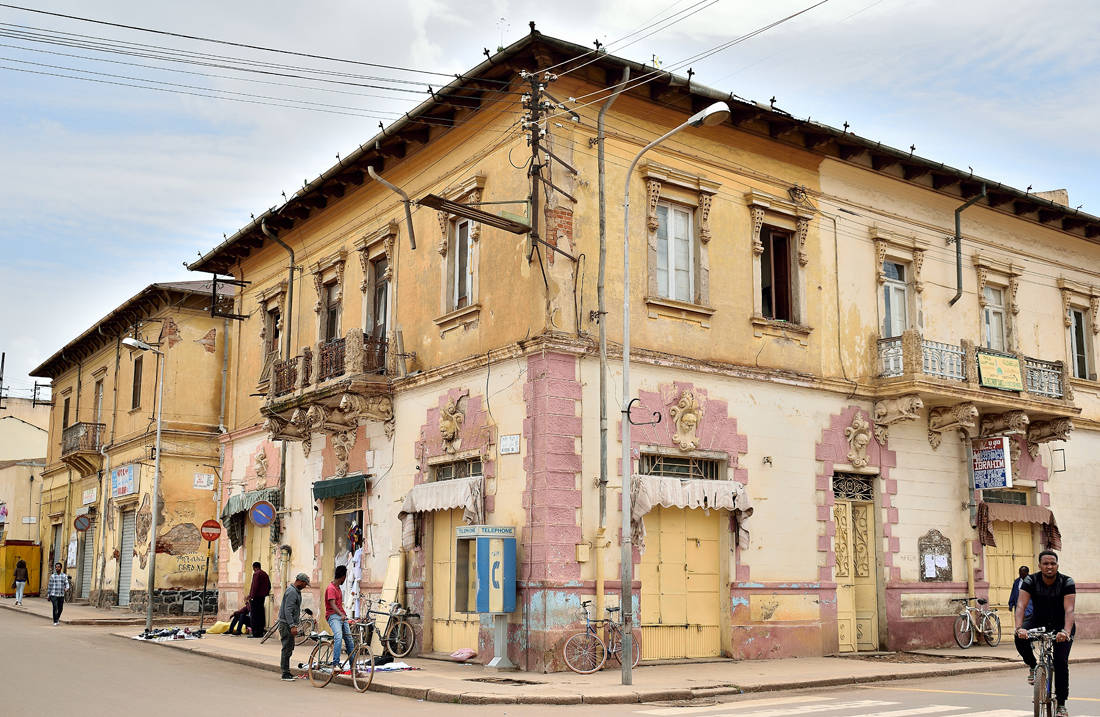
[30,281,232,612]
[0,397,48,544]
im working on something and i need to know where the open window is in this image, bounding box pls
[311,250,346,344]
[434,174,485,334]
[355,220,397,372]
[973,253,1021,352]
[255,281,287,386]
[1058,278,1098,381]
[872,227,928,340]
[747,190,814,341]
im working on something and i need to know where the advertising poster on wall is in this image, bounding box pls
[972,436,1013,490]
[111,464,136,497]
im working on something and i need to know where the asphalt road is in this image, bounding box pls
[4,607,1100,716]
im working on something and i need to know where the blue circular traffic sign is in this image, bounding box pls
[249,500,276,527]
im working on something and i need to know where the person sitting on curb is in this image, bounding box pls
[228,604,251,635]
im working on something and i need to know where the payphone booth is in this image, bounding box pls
[455,525,516,668]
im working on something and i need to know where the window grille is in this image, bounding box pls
[434,457,483,481]
[982,489,1027,505]
[832,473,874,501]
[334,494,362,512]
[639,454,720,480]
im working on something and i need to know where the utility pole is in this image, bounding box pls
[520,70,559,264]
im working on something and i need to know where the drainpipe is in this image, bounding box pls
[96,335,122,604]
[260,218,295,526]
[594,67,630,620]
[948,185,987,306]
[218,316,229,433]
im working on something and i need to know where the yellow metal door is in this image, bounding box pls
[986,521,1035,632]
[833,501,857,653]
[834,500,879,652]
[640,506,721,660]
[431,509,480,654]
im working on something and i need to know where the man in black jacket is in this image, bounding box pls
[246,562,271,638]
[1014,550,1076,717]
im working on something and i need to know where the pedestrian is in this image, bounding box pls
[326,564,355,671]
[1009,565,1033,618]
[277,573,310,682]
[12,558,28,606]
[46,562,70,625]
[246,561,271,638]
[228,603,251,635]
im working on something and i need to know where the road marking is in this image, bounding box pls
[857,686,1012,697]
[855,707,966,717]
[949,711,1029,717]
[665,700,898,717]
[638,696,833,715]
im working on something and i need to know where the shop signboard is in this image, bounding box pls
[82,487,97,505]
[972,436,1013,490]
[111,464,136,497]
[977,351,1024,391]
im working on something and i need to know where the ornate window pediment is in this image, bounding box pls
[746,189,815,339]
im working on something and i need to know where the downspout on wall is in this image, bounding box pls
[260,218,296,519]
[948,184,987,306]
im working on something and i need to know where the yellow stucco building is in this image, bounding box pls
[30,281,232,612]
[185,32,1098,669]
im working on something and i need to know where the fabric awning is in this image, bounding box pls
[631,474,753,552]
[312,474,367,501]
[397,476,484,550]
[221,487,282,552]
[977,501,1062,551]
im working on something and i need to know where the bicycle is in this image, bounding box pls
[1025,628,1059,717]
[950,596,1001,648]
[563,601,641,674]
[306,616,376,692]
[363,597,420,658]
[260,608,316,646]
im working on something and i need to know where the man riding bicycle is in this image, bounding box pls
[1014,550,1075,717]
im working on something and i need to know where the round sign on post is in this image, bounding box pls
[74,514,92,532]
[200,519,222,543]
[249,500,276,527]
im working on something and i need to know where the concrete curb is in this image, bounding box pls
[0,599,194,626]
[105,631,1100,705]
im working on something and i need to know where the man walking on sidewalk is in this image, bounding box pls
[246,562,271,638]
[46,562,70,625]
[277,573,310,682]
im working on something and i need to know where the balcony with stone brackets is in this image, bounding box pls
[262,328,394,452]
[60,421,106,476]
[872,329,1079,452]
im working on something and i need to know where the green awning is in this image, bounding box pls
[312,474,367,501]
[221,487,281,522]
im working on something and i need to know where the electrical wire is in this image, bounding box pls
[0,3,513,84]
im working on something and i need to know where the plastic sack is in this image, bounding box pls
[206,621,231,634]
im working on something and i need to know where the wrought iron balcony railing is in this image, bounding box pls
[61,422,105,457]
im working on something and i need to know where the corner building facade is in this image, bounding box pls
[192,33,1100,670]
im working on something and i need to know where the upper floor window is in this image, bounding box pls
[93,379,104,425]
[450,218,472,311]
[321,282,341,342]
[371,256,389,339]
[983,285,1007,352]
[131,356,143,410]
[264,306,281,355]
[655,202,695,303]
[1070,307,1092,379]
[882,260,909,338]
[640,453,721,480]
[62,396,71,429]
[760,227,793,321]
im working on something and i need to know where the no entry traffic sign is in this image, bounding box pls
[74,514,92,532]
[200,519,222,542]
[249,500,276,527]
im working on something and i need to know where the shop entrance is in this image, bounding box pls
[118,510,136,606]
[79,529,94,598]
[322,494,364,616]
[984,490,1036,635]
[431,507,480,654]
[639,505,723,659]
[833,473,880,653]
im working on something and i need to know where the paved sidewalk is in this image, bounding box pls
[1,596,199,626]
[109,626,1100,705]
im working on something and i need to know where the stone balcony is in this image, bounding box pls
[262,328,393,456]
[872,330,1078,450]
[60,421,105,476]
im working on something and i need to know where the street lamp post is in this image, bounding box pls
[122,336,166,634]
[619,101,729,686]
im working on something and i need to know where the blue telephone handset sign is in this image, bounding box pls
[460,526,516,614]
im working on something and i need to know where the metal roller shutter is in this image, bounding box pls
[118,511,136,606]
[80,533,94,598]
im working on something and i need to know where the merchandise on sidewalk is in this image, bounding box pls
[133,626,206,642]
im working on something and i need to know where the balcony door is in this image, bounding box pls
[882,261,909,338]
[94,379,104,425]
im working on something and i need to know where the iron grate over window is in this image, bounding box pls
[832,473,874,501]
[640,454,721,480]
[982,489,1028,505]
[334,494,363,512]
[435,457,483,482]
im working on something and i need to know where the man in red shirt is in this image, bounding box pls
[325,565,355,668]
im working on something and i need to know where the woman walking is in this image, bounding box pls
[12,559,28,605]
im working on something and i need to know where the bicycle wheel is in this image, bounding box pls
[259,623,278,645]
[385,619,415,658]
[1033,664,1050,717]
[296,617,315,646]
[308,640,335,688]
[605,628,641,668]
[953,613,974,649]
[981,612,1002,647]
[563,632,606,674]
[351,644,376,693]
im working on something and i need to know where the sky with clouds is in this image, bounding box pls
[2,0,1097,392]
